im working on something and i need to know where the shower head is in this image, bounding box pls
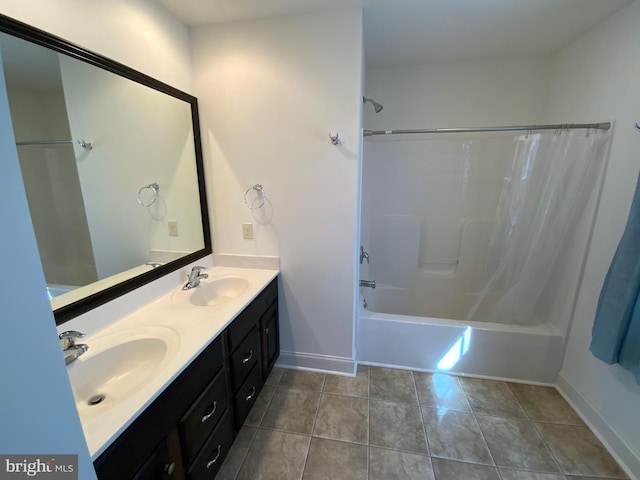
[363,96,383,113]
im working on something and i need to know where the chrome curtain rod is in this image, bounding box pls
[16,139,93,150]
[16,140,73,146]
[363,122,611,137]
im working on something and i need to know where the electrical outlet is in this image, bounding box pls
[242,222,254,240]
[168,220,179,236]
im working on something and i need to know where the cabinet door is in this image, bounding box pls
[260,300,279,380]
[133,430,184,480]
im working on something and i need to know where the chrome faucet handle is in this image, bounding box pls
[360,246,370,264]
[190,265,206,277]
[59,330,85,350]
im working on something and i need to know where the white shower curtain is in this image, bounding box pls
[465,129,612,324]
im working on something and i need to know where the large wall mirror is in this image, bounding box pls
[0,14,211,324]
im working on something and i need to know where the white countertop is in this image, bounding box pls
[66,265,279,459]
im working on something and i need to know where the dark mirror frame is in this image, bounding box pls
[0,13,212,325]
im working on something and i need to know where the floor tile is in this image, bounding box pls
[414,372,471,411]
[302,437,367,480]
[216,426,257,480]
[264,367,284,386]
[370,367,418,404]
[323,366,369,397]
[422,407,493,465]
[313,393,368,444]
[459,378,527,418]
[369,447,434,480]
[236,428,311,480]
[369,400,428,454]
[507,383,584,425]
[260,387,321,434]
[476,415,560,473]
[431,457,500,480]
[534,422,628,478]
[245,385,276,427]
[279,369,326,391]
[498,469,566,479]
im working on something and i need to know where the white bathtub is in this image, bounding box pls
[356,305,564,384]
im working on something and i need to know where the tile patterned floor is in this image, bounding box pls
[215,366,628,480]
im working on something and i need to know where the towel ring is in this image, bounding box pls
[244,184,266,210]
[137,183,159,207]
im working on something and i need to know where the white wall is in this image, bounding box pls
[364,56,551,130]
[545,1,640,475]
[0,50,96,479]
[0,0,193,93]
[192,10,364,373]
[0,0,194,471]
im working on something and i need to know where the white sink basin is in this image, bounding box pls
[182,276,249,306]
[67,326,179,420]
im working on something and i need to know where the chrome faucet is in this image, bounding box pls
[360,279,376,289]
[360,246,370,264]
[183,265,208,290]
[59,331,89,365]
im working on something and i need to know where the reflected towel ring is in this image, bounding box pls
[244,184,266,209]
[137,183,159,207]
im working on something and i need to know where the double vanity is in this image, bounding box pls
[62,265,279,479]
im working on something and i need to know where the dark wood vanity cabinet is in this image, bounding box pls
[260,300,279,379]
[226,277,278,430]
[94,277,279,480]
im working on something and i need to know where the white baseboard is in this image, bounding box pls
[556,372,640,480]
[276,350,356,376]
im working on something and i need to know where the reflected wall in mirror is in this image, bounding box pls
[0,15,211,324]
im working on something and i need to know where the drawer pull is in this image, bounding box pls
[201,401,218,423]
[164,462,175,475]
[245,386,256,402]
[242,350,253,364]
[206,445,222,469]
[264,327,269,334]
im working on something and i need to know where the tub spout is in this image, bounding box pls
[360,279,376,289]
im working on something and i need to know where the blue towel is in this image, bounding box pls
[590,170,640,383]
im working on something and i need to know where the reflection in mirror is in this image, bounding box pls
[0,18,210,323]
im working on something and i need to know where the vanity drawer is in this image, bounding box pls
[186,410,234,480]
[229,327,260,391]
[227,278,278,351]
[179,369,229,466]
[233,363,262,428]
